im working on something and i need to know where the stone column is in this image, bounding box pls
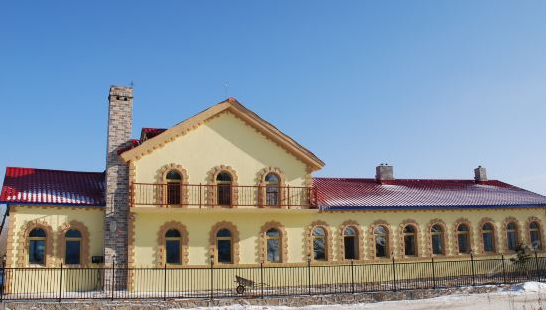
[104,85,133,290]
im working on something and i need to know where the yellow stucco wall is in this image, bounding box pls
[132,207,546,267]
[7,205,104,268]
[133,111,309,187]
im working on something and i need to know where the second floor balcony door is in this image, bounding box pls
[217,172,232,206]
[166,170,182,205]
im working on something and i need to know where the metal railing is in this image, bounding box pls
[131,183,317,208]
[1,253,545,301]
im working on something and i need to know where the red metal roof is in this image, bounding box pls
[314,178,546,210]
[0,167,105,206]
[140,128,167,141]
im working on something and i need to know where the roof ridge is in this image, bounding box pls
[5,166,104,175]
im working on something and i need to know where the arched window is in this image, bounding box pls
[266,228,281,263]
[265,173,280,207]
[403,225,417,256]
[216,172,232,206]
[343,226,358,260]
[431,224,445,255]
[216,228,233,263]
[506,222,519,251]
[166,170,182,205]
[529,222,542,250]
[165,229,182,264]
[457,224,471,254]
[65,229,82,265]
[374,226,389,258]
[482,223,496,253]
[312,227,327,261]
[29,228,46,265]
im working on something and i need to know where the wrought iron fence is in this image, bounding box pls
[1,253,545,301]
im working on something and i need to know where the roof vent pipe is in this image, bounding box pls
[474,166,488,183]
[376,164,394,182]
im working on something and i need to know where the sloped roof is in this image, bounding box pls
[314,178,546,210]
[118,98,325,171]
[0,167,105,206]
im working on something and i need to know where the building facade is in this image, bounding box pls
[1,86,546,290]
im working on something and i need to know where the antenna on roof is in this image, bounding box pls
[223,82,229,98]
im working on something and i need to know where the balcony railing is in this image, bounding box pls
[130,183,317,208]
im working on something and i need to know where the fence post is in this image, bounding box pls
[501,254,507,283]
[111,256,115,301]
[210,255,214,301]
[58,263,63,302]
[307,255,312,295]
[199,183,202,208]
[470,251,476,286]
[260,262,264,299]
[351,260,355,294]
[431,256,436,289]
[534,249,541,281]
[1,256,6,303]
[391,254,397,292]
[163,264,167,301]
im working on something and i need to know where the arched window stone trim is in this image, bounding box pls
[501,217,522,253]
[368,220,394,259]
[398,219,421,258]
[305,220,333,262]
[256,167,286,208]
[206,165,239,208]
[453,218,474,255]
[209,221,240,264]
[338,220,364,261]
[57,220,90,266]
[426,219,448,256]
[157,221,189,266]
[258,221,288,264]
[18,220,54,267]
[156,163,190,206]
[526,216,544,251]
[478,218,498,254]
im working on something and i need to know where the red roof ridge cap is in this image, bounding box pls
[5,166,104,175]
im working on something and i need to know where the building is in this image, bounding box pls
[1,86,546,291]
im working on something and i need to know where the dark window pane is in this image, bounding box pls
[167,183,181,204]
[29,229,46,238]
[507,232,517,250]
[531,231,541,250]
[344,236,357,259]
[217,240,232,263]
[458,234,469,253]
[266,228,280,237]
[375,236,387,257]
[65,229,81,238]
[267,239,280,262]
[216,172,232,182]
[166,229,181,238]
[432,234,443,255]
[483,232,494,252]
[217,184,231,205]
[166,170,181,181]
[65,240,81,264]
[166,240,181,264]
[266,185,279,206]
[313,238,326,260]
[29,240,45,264]
[404,235,416,256]
[216,229,231,238]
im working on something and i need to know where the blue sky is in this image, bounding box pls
[1,1,545,195]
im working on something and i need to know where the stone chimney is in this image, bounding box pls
[104,86,133,289]
[474,166,487,183]
[376,164,394,182]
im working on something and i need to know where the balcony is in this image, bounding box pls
[130,183,317,208]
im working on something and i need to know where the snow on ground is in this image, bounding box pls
[172,282,546,310]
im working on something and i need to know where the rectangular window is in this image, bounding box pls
[166,240,181,264]
[167,184,181,205]
[65,240,81,264]
[507,232,517,251]
[531,231,541,249]
[375,237,387,257]
[267,239,280,262]
[217,240,232,263]
[344,236,357,260]
[483,233,494,252]
[29,240,45,265]
[313,238,326,260]
[432,235,443,255]
[217,185,231,206]
[404,235,416,256]
[458,235,469,253]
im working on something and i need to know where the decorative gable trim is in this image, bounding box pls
[119,99,324,171]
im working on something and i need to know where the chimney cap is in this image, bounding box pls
[474,166,487,183]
